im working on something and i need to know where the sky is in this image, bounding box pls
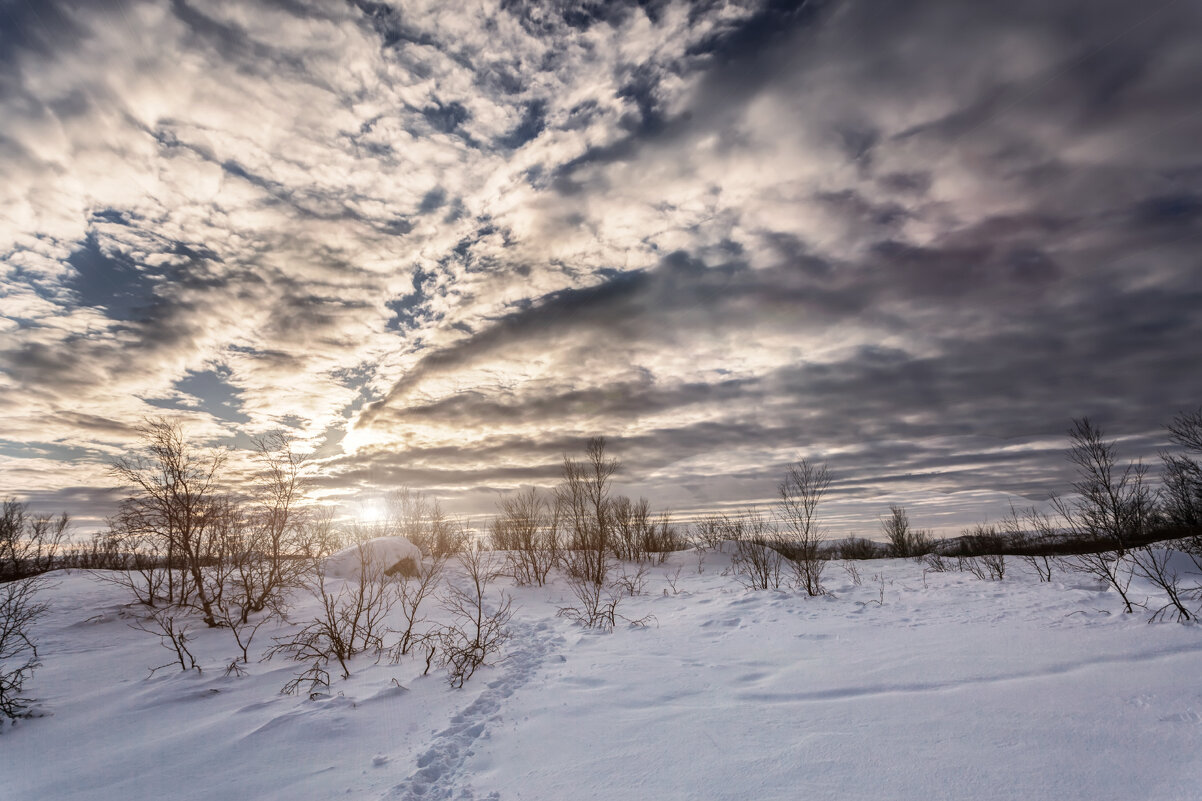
[2,0,1201,535]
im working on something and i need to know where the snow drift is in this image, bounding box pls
[324,537,423,579]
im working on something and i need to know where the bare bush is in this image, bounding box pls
[557,572,656,631]
[880,505,931,559]
[664,565,683,595]
[924,553,952,573]
[89,526,169,607]
[611,563,650,597]
[841,560,863,586]
[835,537,882,560]
[974,553,1006,581]
[490,488,559,587]
[558,574,621,630]
[609,498,683,564]
[130,608,200,676]
[390,556,445,660]
[953,525,1006,580]
[1000,504,1058,582]
[727,510,786,591]
[1131,548,1196,623]
[266,544,396,683]
[643,514,687,561]
[0,574,50,719]
[386,487,466,558]
[776,460,830,596]
[435,548,513,688]
[692,515,727,551]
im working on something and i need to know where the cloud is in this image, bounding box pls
[1,0,1200,533]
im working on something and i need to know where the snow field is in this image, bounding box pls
[3,548,1201,801]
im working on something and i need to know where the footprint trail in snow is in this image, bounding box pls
[383,620,561,801]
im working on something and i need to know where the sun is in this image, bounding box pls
[356,499,386,525]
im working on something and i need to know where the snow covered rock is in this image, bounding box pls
[324,536,423,579]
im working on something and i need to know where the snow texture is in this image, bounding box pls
[3,549,1201,800]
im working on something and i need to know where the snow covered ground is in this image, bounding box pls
[4,548,1202,801]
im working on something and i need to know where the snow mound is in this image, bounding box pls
[324,536,423,579]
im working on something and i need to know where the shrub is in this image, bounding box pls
[434,548,512,688]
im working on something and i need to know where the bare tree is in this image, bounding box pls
[235,433,311,620]
[1053,419,1154,613]
[0,572,50,719]
[610,495,651,562]
[1162,407,1202,530]
[90,523,169,607]
[556,437,619,587]
[109,419,228,625]
[777,460,830,596]
[1053,418,1156,556]
[0,501,69,580]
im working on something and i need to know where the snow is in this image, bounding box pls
[3,550,1202,800]
[324,537,424,579]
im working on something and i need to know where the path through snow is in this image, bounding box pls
[383,620,563,801]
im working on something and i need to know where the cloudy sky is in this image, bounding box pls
[2,0,1201,534]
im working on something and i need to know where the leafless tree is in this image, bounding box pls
[0,500,65,717]
[1052,418,1156,556]
[692,515,727,551]
[777,460,830,596]
[490,488,559,586]
[557,437,618,586]
[611,495,651,562]
[1162,407,1202,531]
[90,524,169,607]
[1,501,68,580]
[1053,419,1154,612]
[109,419,228,625]
[435,547,513,688]
[0,572,50,718]
[234,433,311,620]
